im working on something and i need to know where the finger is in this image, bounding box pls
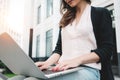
[62,65,70,70]
[52,64,60,71]
[39,65,48,70]
[52,63,63,71]
[52,63,66,71]
[57,64,67,71]
[35,62,44,67]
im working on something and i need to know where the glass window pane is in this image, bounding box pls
[36,35,40,57]
[47,0,53,17]
[37,5,41,24]
[46,29,53,57]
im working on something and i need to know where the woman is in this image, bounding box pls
[8,0,114,80]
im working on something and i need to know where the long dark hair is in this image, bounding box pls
[60,0,91,27]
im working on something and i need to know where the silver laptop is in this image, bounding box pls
[0,32,83,79]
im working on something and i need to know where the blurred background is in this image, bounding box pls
[0,0,120,79]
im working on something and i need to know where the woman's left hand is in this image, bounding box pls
[52,58,81,71]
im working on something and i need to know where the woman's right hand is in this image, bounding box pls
[35,54,61,70]
[35,61,50,70]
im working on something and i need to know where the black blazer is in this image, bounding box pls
[53,6,115,80]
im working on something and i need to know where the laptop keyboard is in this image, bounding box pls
[43,69,61,75]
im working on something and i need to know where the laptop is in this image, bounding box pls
[0,32,83,79]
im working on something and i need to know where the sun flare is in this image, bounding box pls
[6,0,25,33]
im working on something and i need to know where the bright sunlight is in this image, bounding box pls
[6,0,25,33]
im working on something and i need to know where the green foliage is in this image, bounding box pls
[4,73,16,78]
[0,60,12,74]
[0,60,6,68]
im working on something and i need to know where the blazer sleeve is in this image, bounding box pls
[91,8,115,63]
[52,28,62,56]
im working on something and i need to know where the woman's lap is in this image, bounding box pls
[8,67,100,80]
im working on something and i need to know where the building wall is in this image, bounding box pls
[0,0,35,56]
[114,0,120,53]
[0,0,22,47]
[114,0,120,76]
[22,0,34,55]
[92,0,113,7]
[32,0,61,58]
[0,0,9,34]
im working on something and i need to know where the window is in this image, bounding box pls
[37,5,41,24]
[36,35,40,57]
[46,29,53,57]
[46,0,53,17]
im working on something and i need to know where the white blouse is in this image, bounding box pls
[59,4,101,70]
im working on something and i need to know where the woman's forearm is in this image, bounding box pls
[51,52,100,71]
[76,52,100,65]
[45,53,61,65]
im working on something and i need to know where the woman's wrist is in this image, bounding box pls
[45,60,54,66]
[74,57,83,66]
[45,54,60,66]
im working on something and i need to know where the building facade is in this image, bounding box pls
[0,0,9,34]
[0,0,36,56]
[0,0,24,48]
[32,0,61,59]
